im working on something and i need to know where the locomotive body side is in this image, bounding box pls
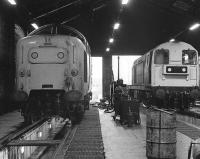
[15,34,91,123]
[132,41,199,109]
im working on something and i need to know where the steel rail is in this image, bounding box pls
[0,118,46,150]
[52,126,78,159]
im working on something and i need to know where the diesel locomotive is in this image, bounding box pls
[131,41,199,109]
[14,24,91,123]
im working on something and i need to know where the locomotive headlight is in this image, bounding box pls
[57,52,64,59]
[182,68,186,72]
[167,67,172,72]
[31,52,38,59]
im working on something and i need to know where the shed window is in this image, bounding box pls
[154,49,169,64]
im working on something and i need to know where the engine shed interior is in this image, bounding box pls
[1,0,200,56]
[1,1,200,159]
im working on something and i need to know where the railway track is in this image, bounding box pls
[0,118,46,149]
[0,116,69,159]
[0,107,104,159]
[41,107,105,159]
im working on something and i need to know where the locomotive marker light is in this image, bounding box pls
[170,39,175,42]
[7,0,16,5]
[31,52,38,59]
[167,67,172,72]
[182,67,186,72]
[57,52,64,59]
[189,23,200,31]
[106,48,110,52]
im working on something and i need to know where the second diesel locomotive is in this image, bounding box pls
[131,41,199,109]
[14,24,91,124]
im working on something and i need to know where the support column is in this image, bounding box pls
[102,55,113,98]
[0,7,15,112]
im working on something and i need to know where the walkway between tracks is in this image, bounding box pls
[54,107,105,159]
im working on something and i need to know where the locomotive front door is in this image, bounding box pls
[29,64,65,90]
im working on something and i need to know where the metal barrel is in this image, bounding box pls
[120,97,129,122]
[146,107,176,159]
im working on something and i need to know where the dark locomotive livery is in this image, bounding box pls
[131,41,199,109]
[14,24,91,123]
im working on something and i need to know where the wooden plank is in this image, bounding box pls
[7,140,61,146]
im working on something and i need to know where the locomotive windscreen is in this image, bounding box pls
[154,49,169,64]
[182,50,197,65]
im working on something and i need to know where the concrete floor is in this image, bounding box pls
[99,109,197,159]
[99,109,147,159]
[0,108,198,159]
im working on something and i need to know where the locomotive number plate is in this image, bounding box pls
[166,66,187,74]
[42,84,53,88]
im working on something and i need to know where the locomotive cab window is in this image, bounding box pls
[182,50,197,65]
[154,49,169,64]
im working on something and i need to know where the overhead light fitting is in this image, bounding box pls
[106,48,110,52]
[109,38,114,43]
[189,23,200,31]
[7,0,16,5]
[114,22,120,30]
[122,0,129,5]
[170,38,175,42]
[31,23,39,30]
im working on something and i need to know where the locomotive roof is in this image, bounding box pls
[28,24,88,46]
[133,41,198,65]
[156,41,197,51]
[2,0,200,56]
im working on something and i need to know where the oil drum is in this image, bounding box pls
[146,107,176,159]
